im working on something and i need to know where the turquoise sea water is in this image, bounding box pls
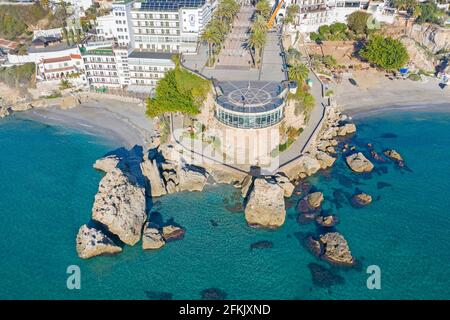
[0,108,449,300]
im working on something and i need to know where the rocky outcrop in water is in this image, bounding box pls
[93,156,120,173]
[337,123,356,136]
[384,149,404,162]
[0,106,11,119]
[274,173,295,197]
[315,151,336,169]
[76,224,122,259]
[316,215,339,227]
[142,223,165,250]
[319,232,354,266]
[346,152,374,173]
[140,157,167,197]
[245,177,286,228]
[178,164,209,192]
[352,193,372,207]
[162,225,185,242]
[306,192,324,209]
[91,168,146,246]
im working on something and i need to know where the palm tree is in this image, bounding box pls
[288,63,309,84]
[247,29,267,67]
[284,4,300,26]
[255,0,272,20]
[251,14,268,34]
[201,23,222,66]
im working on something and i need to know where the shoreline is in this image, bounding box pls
[344,102,450,119]
[11,98,156,149]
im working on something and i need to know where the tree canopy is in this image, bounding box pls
[347,11,371,35]
[360,35,409,72]
[146,64,211,118]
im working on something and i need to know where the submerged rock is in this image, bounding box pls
[140,158,167,197]
[308,263,345,288]
[244,177,286,228]
[76,224,122,259]
[162,225,185,242]
[250,240,274,250]
[91,168,146,246]
[352,193,372,207]
[145,290,173,300]
[93,156,120,173]
[371,150,385,162]
[201,288,227,300]
[345,152,374,173]
[319,232,355,266]
[142,223,165,250]
[305,236,323,257]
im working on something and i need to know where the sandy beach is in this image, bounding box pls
[17,98,156,149]
[335,70,450,115]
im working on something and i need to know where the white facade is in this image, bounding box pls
[36,53,86,83]
[82,45,129,89]
[131,0,217,53]
[127,51,175,92]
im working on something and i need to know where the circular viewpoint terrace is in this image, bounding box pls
[215,80,287,129]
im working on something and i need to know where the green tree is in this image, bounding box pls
[393,0,417,11]
[347,11,371,35]
[68,29,75,45]
[146,66,210,118]
[360,35,409,72]
[201,21,223,66]
[288,63,309,84]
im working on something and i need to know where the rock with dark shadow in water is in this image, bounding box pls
[308,263,345,288]
[201,288,227,300]
[250,240,274,250]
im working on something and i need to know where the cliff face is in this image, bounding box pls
[409,24,450,54]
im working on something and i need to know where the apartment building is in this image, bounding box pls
[81,44,131,89]
[131,0,217,53]
[96,0,135,47]
[127,51,175,92]
[36,53,86,83]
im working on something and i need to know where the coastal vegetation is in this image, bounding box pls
[393,0,448,25]
[248,0,271,67]
[0,63,35,89]
[146,57,211,118]
[201,0,240,66]
[0,2,70,41]
[360,35,409,71]
[346,11,371,36]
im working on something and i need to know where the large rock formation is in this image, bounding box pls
[93,156,120,173]
[76,225,122,259]
[91,168,146,246]
[319,232,354,266]
[178,164,209,192]
[240,175,254,198]
[245,177,286,228]
[409,23,450,54]
[142,223,165,250]
[346,152,374,173]
[140,158,167,197]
